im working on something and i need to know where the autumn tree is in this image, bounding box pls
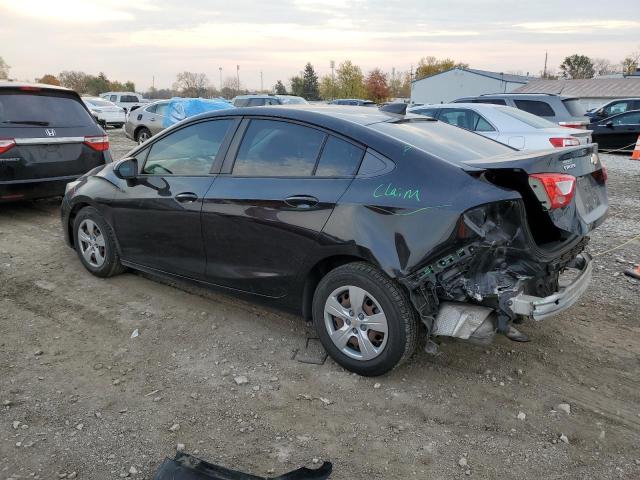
[109,80,136,92]
[59,71,90,93]
[173,72,210,97]
[36,74,61,86]
[365,68,390,103]
[414,56,468,81]
[86,72,110,95]
[0,56,9,79]
[621,51,639,75]
[335,60,366,99]
[302,63,320,100]
[274,80,287,95]
[559,55,595,79]
[290,75,304,97]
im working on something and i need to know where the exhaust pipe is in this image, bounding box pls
[432,302,496,345]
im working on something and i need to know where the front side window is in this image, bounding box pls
[155,103,169,116]
[514,99,555,117]
[315,136,364,177]
[143,120,233,175]
[606,101,629,116]
[233,119,325,176]
[109,95,117,102]
[611,112,640,125]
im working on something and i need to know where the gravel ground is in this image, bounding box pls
[0,129,638,480]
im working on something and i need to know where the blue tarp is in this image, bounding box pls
[163,98,234,128]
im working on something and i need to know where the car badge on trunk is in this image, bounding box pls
[45,128,56,137]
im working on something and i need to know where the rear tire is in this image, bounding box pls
[73,207,125,278]
[312,262,418,376]
[136,127,152,144]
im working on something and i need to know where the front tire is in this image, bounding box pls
[312,262,419,376]
[73,207,125,278]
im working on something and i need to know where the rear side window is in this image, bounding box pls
[438,109,495,132]
[121,95,139,103]
[247,98,266,106]
[233,119,325,176]
[369,120,512,165]
[0,92,95,127]
[234,98,250,107]
[315,137,364,177]
[143,120,233,175]
[514,100,555,117]
[145,104,157,114]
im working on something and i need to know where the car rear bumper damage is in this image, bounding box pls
[507,252,591,321]
[400,200,593,345]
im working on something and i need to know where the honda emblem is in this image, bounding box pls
[45,128,56,137]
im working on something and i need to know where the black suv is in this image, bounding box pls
[0,82,111,202]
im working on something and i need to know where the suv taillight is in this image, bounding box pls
[549,137,580,148]
[84,135,109,151]
[0,138,16,154]
[529,173,576,209]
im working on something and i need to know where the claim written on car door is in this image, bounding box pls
[109,119,238,277]
[201,118,365,297]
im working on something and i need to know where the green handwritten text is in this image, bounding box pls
[373,183,421,202]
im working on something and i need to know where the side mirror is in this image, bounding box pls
[114,158,138,180]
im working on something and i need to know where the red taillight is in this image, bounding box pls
[549,137,580,148]
[84,135,109,152]
[558,121,588,130]
[0,138,16,154]
[529,173,576,209]
[18,86,41,92]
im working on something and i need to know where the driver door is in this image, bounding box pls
[110,118,238,278]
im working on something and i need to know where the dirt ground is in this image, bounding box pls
[1,129,639,480]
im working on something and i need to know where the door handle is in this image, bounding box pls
[284,195,319,209]
[175,192,199,203]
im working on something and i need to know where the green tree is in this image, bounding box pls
[274,80,287,95]
[365,68,390,103]
[621,51,639,75]
[36,74,61,86]
[559,54,595,79]
[414,56,468,81]
[59,70,90,93]
[318,75,336,100]
[302,62,320,100]
[335,60,366,99]
[0,56,10,79]
[290,75,304,97]
[86,72,111,95]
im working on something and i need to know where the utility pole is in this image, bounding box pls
[152,75,155,90]
[543,51,548,78]
[236,65,240,95]
[260,70,263,92]
[330,60,335,100]
[391,67,395,97]
[219,67,222,92]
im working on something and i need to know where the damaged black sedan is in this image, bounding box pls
[61,106,608,376]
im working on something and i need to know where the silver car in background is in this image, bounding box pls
[407,103,591,150]
[124,100,169,144]
[82,97,126,128]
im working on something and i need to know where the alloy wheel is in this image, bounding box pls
[78,219,106,268]
[324,285,389,361]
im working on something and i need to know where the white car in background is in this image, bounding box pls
[82,97,126,128]
[407,103,591,150]
[100,91,148,113]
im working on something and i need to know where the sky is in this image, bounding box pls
[0,0,638,92]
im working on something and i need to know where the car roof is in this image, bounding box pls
[0,81,75,93]
[460,93,576,100]
[234,94,277,99]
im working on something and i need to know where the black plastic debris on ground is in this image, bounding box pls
[153,452,332,480]
[293,338,328,365]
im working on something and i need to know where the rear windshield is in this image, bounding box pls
[0,91,94,127]
[495,106,559,128]
[562,98,587,116]
[370,120,513,164]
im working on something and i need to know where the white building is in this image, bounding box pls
[410,68,531,105]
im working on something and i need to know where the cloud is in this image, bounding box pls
[514,20,640,33]
[0,0,158,23]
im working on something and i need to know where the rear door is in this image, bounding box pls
[0,87,106,183]
[201,118,364,297]
[110,118,238,278]
[593,111,640,150]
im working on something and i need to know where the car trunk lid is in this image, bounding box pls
[461,145,608,239]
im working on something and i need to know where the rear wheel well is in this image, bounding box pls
[134,125,149,141]
[67,203,91,247]
[302,255,368,319]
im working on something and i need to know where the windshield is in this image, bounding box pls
[562,98,587,116]
[0,91,95,127]
[370,120,513,164]
[279,96,307,104]
[495,106,559,128]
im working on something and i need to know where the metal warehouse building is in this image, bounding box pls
[513,77,640,110]
[410,67,531,105]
